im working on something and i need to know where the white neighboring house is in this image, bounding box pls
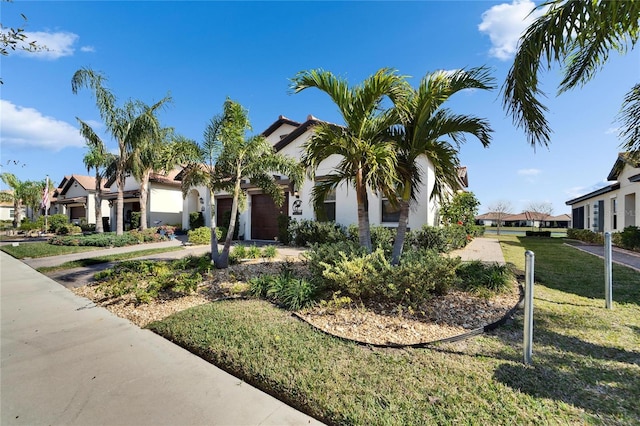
[179,115,468,240]
[104,168,184,231]
[0,190,26,222]
[566,153,640,232]
[53,175,110,226]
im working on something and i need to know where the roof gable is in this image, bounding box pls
[607,152,640,181]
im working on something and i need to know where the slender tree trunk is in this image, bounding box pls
[391,196,410,266]
[116,168,125,235]
[209,189,220,265]
[139,169,151,230]
[13,200,21,228]
[94,174,104,233]
[217,177,242,269]
[355,168,372,252]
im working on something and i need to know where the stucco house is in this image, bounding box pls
[566,153,640,232]
[53,175,109,226]
[179,114,467,240]
[0,190,26,223]
[104,168,184,231]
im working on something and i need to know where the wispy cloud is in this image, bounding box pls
[11,30,79,60]
[565,181,610,199]
[517,168,541,176]
[0,100,85,150]
[80,45,96,53]
[478,0,547,60]
[605,127,619,135]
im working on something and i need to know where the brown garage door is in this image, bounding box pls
[251,193,288,240]
[70,206,86,221]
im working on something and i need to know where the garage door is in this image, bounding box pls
[70,206,86,221]
[251,193,288,240]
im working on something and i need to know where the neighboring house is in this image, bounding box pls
[53,175,110,226]
[475,212,508,227]
[180,114,468,240]
[476,212,570,228]
[104,168,184,230]
[566,153,640,232]
[0,190,26,222]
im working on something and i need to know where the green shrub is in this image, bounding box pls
[566,228,604,244]
[249,275,275,298]
[231,244,247,259]
[456,261,515,295]
[221,210,240,240]
[277,214,291,245]
[56,224,83,235]
[304,241,366,281]
[279,278,316,310]
[406,225,469,252]
[19,219,40,232]
[189,212,205,230]
[49,232,140,247]
[130,212,141,230]
[618,226,640,251]
[188,226,211,245]
[347,224,395,253]
[288,219,347,246]
[261,245,277,259]
[248,262,317,310]
[320,248,392,299]
[391,249,461,302]
[246,244,262,259]
[47,214,69,233]
[217,226,227,241]
[130,228,163,243]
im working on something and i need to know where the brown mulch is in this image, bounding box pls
[69,258,521,346]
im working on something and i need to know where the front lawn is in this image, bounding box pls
[148,236,640,425]
[1,242,97,259]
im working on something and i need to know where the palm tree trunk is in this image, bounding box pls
[139,169,151,230]
[356,169,372,252]
[13,200,21,228]
[94,174,104,233]
[209,190,220,266]
[116,169,125,235]
[217,178,242,269]
[391,197,410,266]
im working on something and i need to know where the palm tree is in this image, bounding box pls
[503,0,639,148]
[79,120,114,233]
[290,68,406,252]
[181,99,303,269]
[71,67,170,235]
[0,173,42,228]
[389,68,495,264]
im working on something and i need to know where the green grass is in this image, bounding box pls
[0,242,97,259]
[36,246,185,273]
[148,236,640,425]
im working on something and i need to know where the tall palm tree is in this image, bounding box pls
[0,173,42,228]
[290,68,406,252]
[390,68,495,264]
[79,120,114,233]
[71,67,170,235]
[181,99,303,269]
[503,0,639,149]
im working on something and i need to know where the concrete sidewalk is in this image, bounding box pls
[0,251,323,426]
[448,237,506,264]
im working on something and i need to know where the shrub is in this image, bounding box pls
[19,219,40,232]
[130,212,141,230]
[457,261,515,295]
[277,214,291,245]
[56,224,83,235]
[189,212,205,230]
[347,224,395,253]
[261,245,277,259]
[304,241,366,280]
[47,214,69,233]
[231,244,247,260]
[221,210,240,240]
[406,225,469,252]
[618,226,640,251]
[566,228,604,244]
[320,248,392,299]
[188,226,211,245]
[49,232,140,247]
[391,249,461,302]
[288,219,347,246]
[248,262,317,310]
[246,244,262,259]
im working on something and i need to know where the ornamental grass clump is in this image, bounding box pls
[248,261,317,310]
[456,261,515,296]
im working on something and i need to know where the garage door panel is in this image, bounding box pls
[251,193,288,240]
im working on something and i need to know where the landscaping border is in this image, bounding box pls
[291,285,524,349]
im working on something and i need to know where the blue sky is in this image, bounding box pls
[1,0,638,216]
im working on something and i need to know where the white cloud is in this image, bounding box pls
[0,100,85,151]
[605,127,619,135]
[517,168,542,176]
[565,181,610,199]
[478,0,547,60]
[80,45,95,53]
[12,30,79,60]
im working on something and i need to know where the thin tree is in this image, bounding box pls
[503,0,640,148]
[487,200,513,235]
[79,121,114,233]
[526,201,554,230]
[291,68,406,252]
[0,173,42,228]
[72,67,170,235]
[389,68,494,264]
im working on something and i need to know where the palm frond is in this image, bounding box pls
[619,83,640,153]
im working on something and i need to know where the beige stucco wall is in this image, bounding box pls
[149,184,183,226]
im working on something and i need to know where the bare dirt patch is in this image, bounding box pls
[70,258,521,345]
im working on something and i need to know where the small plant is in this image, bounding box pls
[249,275,275,298]
[261,245,277,259]
[232,244,247,259]
[456,261,515,295]
[188,226,211,245]
[189,211,205,230]
[247,244,262,259]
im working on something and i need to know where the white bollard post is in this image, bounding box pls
[524,250,535,365]
[604,232,613,310]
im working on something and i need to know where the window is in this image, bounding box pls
[9,209,14,218]
[381,197,400,223]
[612,198,618,230]
[314,181,336,222]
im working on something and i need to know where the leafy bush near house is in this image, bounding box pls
[189,212,205,230]
[188,226,211,245]
[130,212,141,230]
[56,224,83,235]
[456,261,515,295]
[404,225,469,253]
[391,249,460,301]
[47,214,69,233]
[303,240,367,280]
[261,245,277,259]
[129,228,163,243]
[277,214,290,245]
[288,219,347,247]
[346,224,396,253]
[618,226,640,251]
[19,219,40,232]
[566,228,604,244]
[248,261,317,310]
